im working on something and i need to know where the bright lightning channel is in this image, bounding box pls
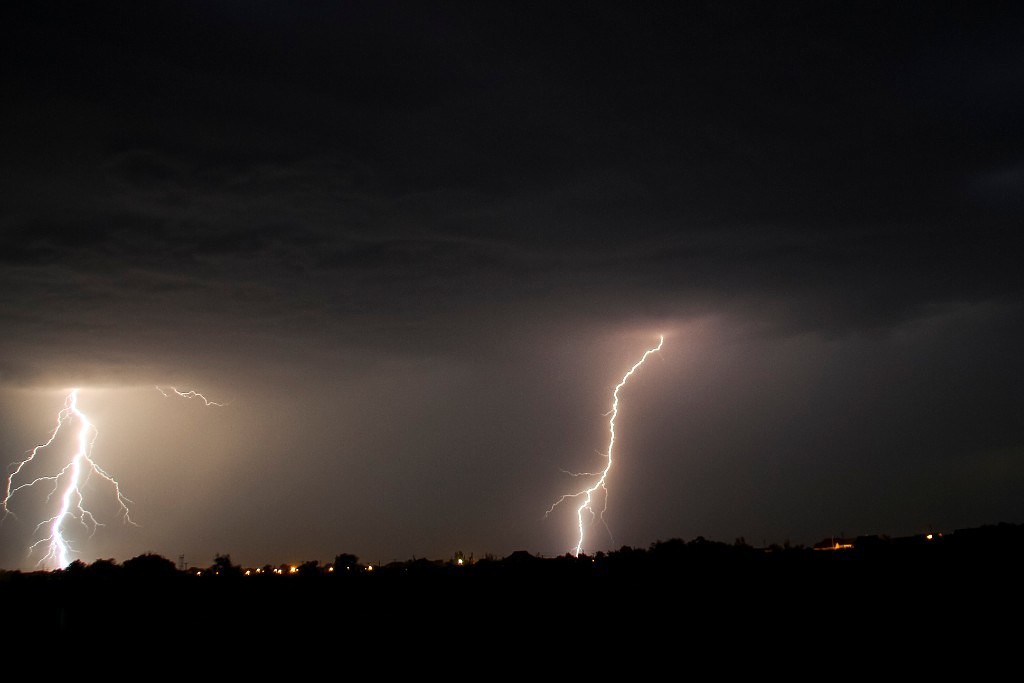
[3,386,224,569]
[2,389,134,569]
[547,335,664,557]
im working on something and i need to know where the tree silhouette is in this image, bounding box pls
[63,559,88,575]
[297,559,321,577]
[123,552,179,579]
[333,553,361,574]
[84,558,121,580]
[211,553,243,578]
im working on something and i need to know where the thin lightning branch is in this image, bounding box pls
[156,386,228,407]
[558,468,604,478]
[2,389,135,569]
[547,335,664,557]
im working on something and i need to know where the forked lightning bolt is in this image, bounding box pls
[3,386,224,569]
[547,335,664,556]
[2,389,134,569]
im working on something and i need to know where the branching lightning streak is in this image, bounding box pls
[2,389,134,569]
[547,335,664,557]
[3,386,225,569]
[155,386,228,406]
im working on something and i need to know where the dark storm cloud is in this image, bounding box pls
[3,1,1021,354]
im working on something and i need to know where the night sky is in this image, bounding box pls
[2,2,1022,571]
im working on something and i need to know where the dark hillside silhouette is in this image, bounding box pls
[2,522,1022,652]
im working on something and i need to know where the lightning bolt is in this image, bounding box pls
[2,389,134,569]
[547,335,664,557]
[155,386,228,406]
[3,386,225,569]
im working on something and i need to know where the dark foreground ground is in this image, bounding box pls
[3,523,1022,668]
